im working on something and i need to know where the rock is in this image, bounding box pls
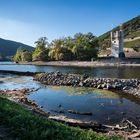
[79,82,83,87]
[97,85,102,89]
[123,86,130,90]
[83,74,89,79]
[54,71,61,77]
[101,84,106,89]
[106,84,112,90]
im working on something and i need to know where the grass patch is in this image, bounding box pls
[0,97,122,140]
[124,39,140,48]
[125,31,140,39]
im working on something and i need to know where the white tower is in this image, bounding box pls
[111,25,125,58]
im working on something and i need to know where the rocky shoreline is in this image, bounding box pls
[34,71,140,98]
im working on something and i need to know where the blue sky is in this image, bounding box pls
[0,0,140,46]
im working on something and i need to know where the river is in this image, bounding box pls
[0,62,140,78]
[0,62,140,125]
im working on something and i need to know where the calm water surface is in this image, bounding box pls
[0,62,140,78]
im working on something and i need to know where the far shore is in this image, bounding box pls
[19,60,140,67]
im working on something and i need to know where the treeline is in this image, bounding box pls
[13,32,99,62]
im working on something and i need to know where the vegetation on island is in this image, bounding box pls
[13,32,99,62]
[0,97,121,140]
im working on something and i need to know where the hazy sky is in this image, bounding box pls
[0,0,140,46]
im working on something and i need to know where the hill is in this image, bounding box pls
[98,15,140,50]
[0,38,34,60]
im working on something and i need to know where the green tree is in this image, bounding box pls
[32,37,49,61]
[13,48,32,62]
[13,48,23,62]
[21,51,32,62]
[72,32,98,60]
[48,33,98,61]
[49,39,73,61]
[48,39,63,60]
[62,36,75,50]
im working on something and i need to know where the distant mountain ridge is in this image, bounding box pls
[0,38,34,58]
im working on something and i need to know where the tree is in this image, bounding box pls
[13,48,23,62]
[32,37,49,61]
[62,36,75,50]
[48,33,98,61]
[21,51,32,62]
[48,39,63,60]
[49,39,73,61]
[13,48,32,62]
[72,32,98,60]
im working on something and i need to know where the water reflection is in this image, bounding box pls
[28,86,140,125]
[46,86,120,98]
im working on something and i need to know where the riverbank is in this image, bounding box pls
[0,96,121,140]
[1,88,140,139]
[0,89,129,132]
[3,89,140,139]
[20,59,140,67]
